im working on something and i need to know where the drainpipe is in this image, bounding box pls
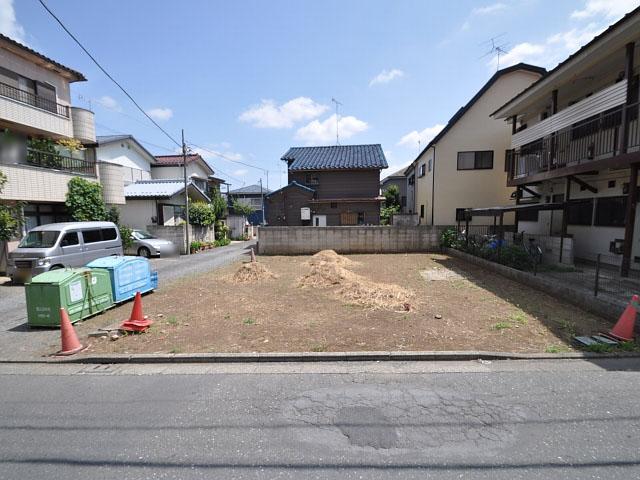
[431,145,436,226]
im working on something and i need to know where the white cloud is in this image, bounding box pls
[146,107,173,121]
[491,0,638,71]
[96,95,122,112]
[369,69,405,87]
[570,0,639,20]
[233,168,248,176]
[295,114,368,144]
[0,0,26,45]
[191,146,243,162]
[381,162,411,179]
[239,97,328,129]
[472,3,507,15]
[397,124,445,148]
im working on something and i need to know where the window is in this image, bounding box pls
[18,231,60,248]
[567,199,594,226]
[82,229,102,244]
[408,175,415,185]
[305,174,319,185]
[457,151,493,170]
[60,232,79,247]
[101,228,118,241]
[419,164,426,177]
[595,196,627,227]
[330,202,337,209]
[428,159,432,172]
[357,212,365,225]
[516,208,539,222]
[552,194,565,203]
[455,208,468,222]
[420,205,425,218]
[608,180,616,189]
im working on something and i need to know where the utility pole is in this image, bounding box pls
[182,129,190,255]
[260,178,265,225]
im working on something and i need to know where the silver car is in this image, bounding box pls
[8,221,123,282]
[131,229,177,258]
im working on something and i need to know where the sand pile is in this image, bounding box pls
[299,251,412,311]
[232,261,277,283]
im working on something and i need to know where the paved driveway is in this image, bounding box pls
[0,240,255,360]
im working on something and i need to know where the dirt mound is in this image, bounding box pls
[309,250,356,267]
[299,258,412,311]
[232,262,277,283]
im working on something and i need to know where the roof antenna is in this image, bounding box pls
[331,97,342,145]
[479,34,510,71]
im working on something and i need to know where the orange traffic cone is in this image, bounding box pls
[607,294,638,342]
[120,292,153,332]
[57,308,85,356]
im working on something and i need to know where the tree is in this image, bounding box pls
[65,177,107,221]
[0,171,23,241]
[210,190,228,219]
[232,199,255,217]
[189,201,216,226]
[383,184,400,209]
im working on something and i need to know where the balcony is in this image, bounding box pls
[26,148,96,176]
[0,81,69,117]
[508,101,640,184]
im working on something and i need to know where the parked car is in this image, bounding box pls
[130,229,177,258]
[7,221,123,283]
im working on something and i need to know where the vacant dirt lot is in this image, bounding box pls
[70,252,611,355]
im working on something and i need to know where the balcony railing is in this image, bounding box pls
[508,102,640,180]
[26,148,96,176]
[0,81,70,117]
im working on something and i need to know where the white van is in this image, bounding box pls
[7,221,123,282]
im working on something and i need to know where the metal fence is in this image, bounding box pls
[0,81,70,117]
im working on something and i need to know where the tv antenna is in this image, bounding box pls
[331,97,342,145]
[479,34,510,71]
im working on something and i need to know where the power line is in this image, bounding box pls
[93,122,175,153]
[37,0,181,147]
[186,141,276,174]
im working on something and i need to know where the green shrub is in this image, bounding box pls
[188,202,216,226]
[380,204,400,225]
[440,227,459,248]
[65,177,107,221]
[190,241,202,252]
[215,220,230,240]
[0,171,23,241]
[119,225,133,249]
[232,200,255,217]
[215,237,231,247]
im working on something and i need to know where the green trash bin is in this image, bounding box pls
[26,267,114,327]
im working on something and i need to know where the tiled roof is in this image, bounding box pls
[0,33,86,82]
[124,179,209,201]
[281,144,388,171]
[229,184,272,195]
[265,181,315,197]
[154,154,204,166]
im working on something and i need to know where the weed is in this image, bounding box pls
[166,316,179,326]
[545,344,569,353]
[557,319,576,336]
[169,347,182,354]
[492,322,512,330]
[243,318,255,325]
[509,311,528,325]
[618,341,640,352]
[311,343,327,352]
[223,314,231,320]
[585,343,614,353]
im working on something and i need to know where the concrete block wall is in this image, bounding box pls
[258,226,445,255]
[146,224,215,254]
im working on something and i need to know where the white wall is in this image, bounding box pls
[120,199,157,229]
[95,140,153,184]
[152,160,211,182]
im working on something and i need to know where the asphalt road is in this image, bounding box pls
[0,358,639,479]
[0,240,255,360]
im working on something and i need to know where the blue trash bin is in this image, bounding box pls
[86,256,158,303]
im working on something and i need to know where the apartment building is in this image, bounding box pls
[407,63,545,226]
[489,6,640,274]
[0,33,96,232]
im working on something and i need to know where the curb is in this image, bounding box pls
[2,350,640,364]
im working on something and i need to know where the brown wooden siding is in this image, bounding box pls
[265,188,314,226]
[289,169,381,199]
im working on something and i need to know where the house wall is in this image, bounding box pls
[95,141,153,184]
[120,198,157,229]
[288,169,381,199]
[0,163,96,202]
[311,201,381,226]
[97,161,125,205]
[517,169,640,267]
[152,161,211,182]
[258,225,445,255]
[265,188,314,226]
[414,69,543,226]
[0,46,73,138]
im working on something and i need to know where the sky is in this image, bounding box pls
[2,0,639,189]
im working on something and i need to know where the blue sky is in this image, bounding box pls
[2,0,639,189]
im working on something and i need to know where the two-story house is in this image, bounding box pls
[228,184,271,225]
[265,144,388,226]
[489,6,640,274]
[407,63,546,226]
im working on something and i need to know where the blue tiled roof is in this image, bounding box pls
[281,144,388,171]
[229,184,272,195]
